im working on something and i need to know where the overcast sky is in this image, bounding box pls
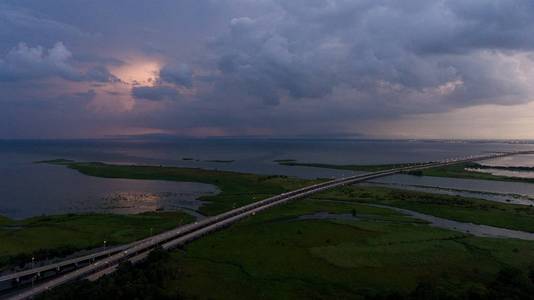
[2,0,534,139]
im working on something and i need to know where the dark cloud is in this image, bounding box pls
[0,42,118,83]
[158,63,193,87]
[203,0,534,114]
[0,4,89,50]
[72,89,96,101]
[0,42,79,81]
[131,86,182,101]
[3,0,534,138]
[84,65,120,83]
[75,54,125,67]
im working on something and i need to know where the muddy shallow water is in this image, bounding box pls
[371,205,534,241]
[360,182,534,206]
[298,205,534,241]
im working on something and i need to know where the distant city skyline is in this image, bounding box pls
[2,1,534,139]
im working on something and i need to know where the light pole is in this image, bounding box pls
[31,256,35,269]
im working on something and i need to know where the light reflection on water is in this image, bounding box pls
[0,160,217,219]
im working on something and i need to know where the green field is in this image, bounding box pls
[170,199,534,299]
[0,211,194,269]
[41,197,534,300]
[18,161,534,299]
[317,185,534,233]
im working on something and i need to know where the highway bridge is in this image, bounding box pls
[3,150,533,300]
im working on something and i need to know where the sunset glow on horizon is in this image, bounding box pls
[110,59,161,87]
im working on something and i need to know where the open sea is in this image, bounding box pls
[2,138,534,219]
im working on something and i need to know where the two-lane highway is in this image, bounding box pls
[4,150,533,300]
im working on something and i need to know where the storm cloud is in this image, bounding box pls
[159,63,193,87]
[2,0,534,138]
[0,42,117,83]
[131,86,183,102]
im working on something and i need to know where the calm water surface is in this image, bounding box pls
[482,154,534,168]
[370,174,534,205]
[2,139,534,218]
[0,152,217,219]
